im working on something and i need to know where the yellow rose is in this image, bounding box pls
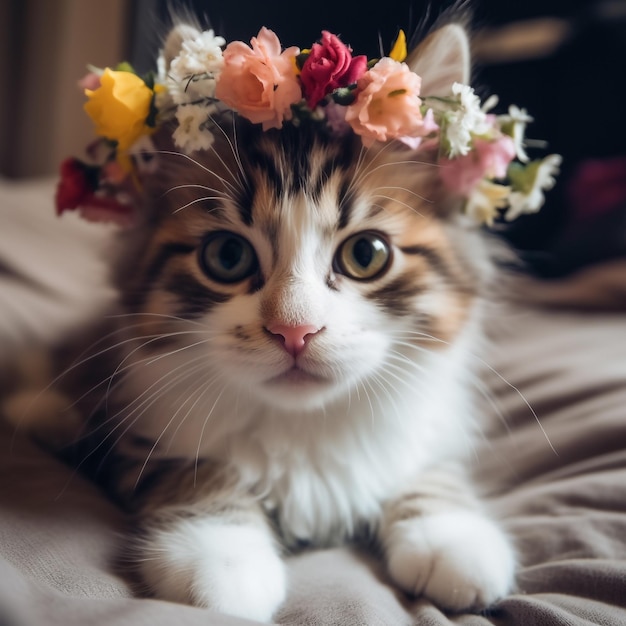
[84,68,154,152]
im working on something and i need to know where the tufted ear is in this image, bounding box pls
[406,24,470,96]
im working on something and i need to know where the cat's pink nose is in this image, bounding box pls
[266,323,321,358]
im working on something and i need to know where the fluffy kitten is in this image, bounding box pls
[61,21,515,622]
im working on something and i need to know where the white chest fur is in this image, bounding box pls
[119,335,477,547]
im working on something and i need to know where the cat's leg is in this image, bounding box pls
[379,465,515,611]
[125,460,286,622]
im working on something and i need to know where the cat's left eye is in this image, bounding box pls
[335,232,391,281]
[199,232,258,283]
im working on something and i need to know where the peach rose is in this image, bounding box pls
[440,136,516,196]
[345,58,426,147]
[215,27,301,130]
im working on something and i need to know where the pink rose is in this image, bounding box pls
[78,72,101,91]
[215,27,301,130]
[300,31,367,108]
[397,109,438,150]
[344,58,427,147]
[440,136,516,195]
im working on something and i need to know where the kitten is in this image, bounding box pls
[60,20,515,622]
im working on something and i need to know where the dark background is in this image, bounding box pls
[130,0,626,276]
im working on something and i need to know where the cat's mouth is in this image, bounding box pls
[265,365,329,387]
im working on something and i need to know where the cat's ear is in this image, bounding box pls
[406,24,470,96]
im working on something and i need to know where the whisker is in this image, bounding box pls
[10,327,202,443]
[387,329,557,455]
[105,338,215,422]
[103,332,217,411]
[133,372,223,490]
[468,372,514,437]
[367,371,405,426]
[362,159,439,180]
[358,378,377,428]
[163,372,224,456]
[348,133,437,195]
[164,183,227,199]
[80,355,214,471]
[76,354,210,447]
[64,334,171,412]
[370,193,429,215]
[152,149,238,193]
[347,140,399,197]
[478,361,557,456]
[106,312,206,327]
[92,361,214,483]
[194,387,227,487]
[373,185,432,203]
[173,196,226,213]
[207,111,248,190]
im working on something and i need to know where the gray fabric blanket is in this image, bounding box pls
[1,179,625,625]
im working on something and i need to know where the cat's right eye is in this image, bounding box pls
[335,231,391,281]
[199,232,258,283]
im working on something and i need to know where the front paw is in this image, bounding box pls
[139,520,286,622]
[385,511,515,611]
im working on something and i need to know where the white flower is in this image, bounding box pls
[170,29,225,77]
[505,154,562,221]
[481,94,499,113]
[172,103,217,153]
[156,52,167,82]
[444,83,492,157]
[166,73,221,105]
[465,179,511,225]
[166,29,226,105]
[498,105,533,163]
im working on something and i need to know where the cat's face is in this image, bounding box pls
[120,122,484,412]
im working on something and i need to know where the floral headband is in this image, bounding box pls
[56,26,561,226]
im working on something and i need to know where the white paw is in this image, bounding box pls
[139,519,286,622]
[385,511,515,611]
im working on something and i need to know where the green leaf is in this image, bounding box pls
[500,120,515,138]
[295,52,310,71]
[142,71,155,90]
[508,160,541,193]
[115,61,136,74]
[332,86,356,106]
[145,94,158,128]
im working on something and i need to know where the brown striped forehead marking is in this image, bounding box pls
[236,122,361,225]
[153,117,443,242]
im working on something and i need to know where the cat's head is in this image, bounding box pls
[110,23,492,412]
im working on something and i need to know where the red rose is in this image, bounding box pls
[55,157,134,225]
[300,31,367,108]
[55,158,93,215]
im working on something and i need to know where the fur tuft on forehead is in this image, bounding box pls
[145,112,453,235]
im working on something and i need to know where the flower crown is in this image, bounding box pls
[56,26,561,226]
